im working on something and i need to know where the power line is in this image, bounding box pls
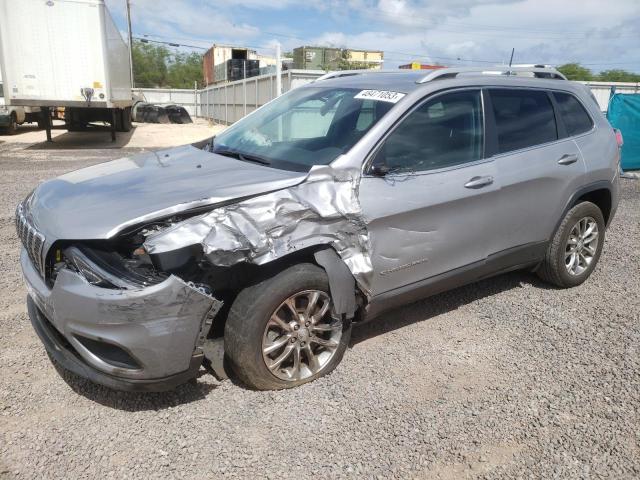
[134,36,207,50]
[138,33,278,53]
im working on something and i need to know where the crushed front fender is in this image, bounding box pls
[144,165,374,294]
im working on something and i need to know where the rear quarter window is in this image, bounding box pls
[553,92,594,136]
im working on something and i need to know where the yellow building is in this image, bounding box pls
[344,49,384,69]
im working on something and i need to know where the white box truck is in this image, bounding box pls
[0,0,133,140]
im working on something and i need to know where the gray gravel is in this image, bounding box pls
[1,135,639,479]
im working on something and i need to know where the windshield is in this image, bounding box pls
[211,86,395,171]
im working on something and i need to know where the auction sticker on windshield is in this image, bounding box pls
[354,90,406,103]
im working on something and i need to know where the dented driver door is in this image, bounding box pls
[358,88,500,296]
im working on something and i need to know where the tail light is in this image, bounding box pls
[614,129,624,148]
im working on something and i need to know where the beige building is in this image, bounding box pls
[344,49,384,69]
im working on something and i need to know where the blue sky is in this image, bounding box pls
[105,0,640,73]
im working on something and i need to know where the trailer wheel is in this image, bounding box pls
[5,113,18,135]
[115,107,132,132]
[37,111,47,129]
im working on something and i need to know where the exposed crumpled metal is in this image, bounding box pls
[143,165,374,294]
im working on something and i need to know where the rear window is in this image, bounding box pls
[553,92,593,136]
[490,89,558,154]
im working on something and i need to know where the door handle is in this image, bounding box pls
[558,154,578,165]
[464,175,494,189]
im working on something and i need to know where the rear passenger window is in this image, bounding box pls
[553,92,593,136]
[490,89,557,154]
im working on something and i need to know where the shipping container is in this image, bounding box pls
[203,45,258,85]
[293,46,383,70]
[293,46,342,70]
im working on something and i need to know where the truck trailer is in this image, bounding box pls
[0,0,133,140]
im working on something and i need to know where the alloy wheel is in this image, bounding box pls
[261,290,342,381]
[565,216,599,276]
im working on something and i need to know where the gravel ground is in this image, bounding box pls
[0,131,639,479]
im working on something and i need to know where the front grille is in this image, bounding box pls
[15,202,46,277]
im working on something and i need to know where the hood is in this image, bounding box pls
[27,145,307,242]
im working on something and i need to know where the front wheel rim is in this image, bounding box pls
[262,289,342,382]
[565,216,599,276]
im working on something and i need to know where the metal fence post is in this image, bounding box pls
[243,78,247,117]
[194,81,198,118]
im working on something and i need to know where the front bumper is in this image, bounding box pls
[21,249,221,392]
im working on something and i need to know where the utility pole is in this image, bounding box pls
[126,0,134,88]
[275,42,282,97]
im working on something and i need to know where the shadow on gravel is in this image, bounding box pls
[52,361,217,411]
[45,271,555,404]
[25,126,136,150]
[351,270,555,346]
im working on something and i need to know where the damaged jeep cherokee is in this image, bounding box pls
[17,67,620,391]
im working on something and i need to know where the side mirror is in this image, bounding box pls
[369,146,389,176]
[371,164,390,176]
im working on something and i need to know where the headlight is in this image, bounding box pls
[64,247,126,289]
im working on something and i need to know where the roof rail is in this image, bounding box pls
[416,66,567,84]
[314,70,407,82]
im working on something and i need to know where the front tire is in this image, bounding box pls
[224,263,351,390]
[537,201,605,288]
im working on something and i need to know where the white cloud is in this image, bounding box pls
[312,0,640,70]
[105,0,640,72]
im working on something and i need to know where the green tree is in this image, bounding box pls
[557,63,593,81]
[167,52,203,89]
[132,40,203,88]
[597,69,640,82]
[132,41,169,87]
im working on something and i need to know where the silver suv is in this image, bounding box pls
[17,66,620,391]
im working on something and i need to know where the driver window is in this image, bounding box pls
[382,90,483,172]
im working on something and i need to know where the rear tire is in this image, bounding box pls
[537,201,605,288]
[116,107,132,132]
[5,113,17,135]
[225,263,351,390]
[37,112,47,129]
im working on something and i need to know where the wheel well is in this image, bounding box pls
[574,188,612,225]
[205,245,339,339]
